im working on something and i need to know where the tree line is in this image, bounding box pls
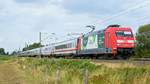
[0,48,9,55]
[22,42,43,51]
[11,43,43,55]
[0,43,42,56]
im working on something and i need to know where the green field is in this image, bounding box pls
[0,56,150,84]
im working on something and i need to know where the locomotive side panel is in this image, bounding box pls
[78,30,111,55]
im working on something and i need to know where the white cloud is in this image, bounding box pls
[0,0,98,52]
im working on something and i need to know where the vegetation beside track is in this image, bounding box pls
[0,56,150,84]
[135,24,150,58]
[17,57,150,84]
[0,55,13,63]
[0,55,28,84]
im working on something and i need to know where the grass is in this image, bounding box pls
[0,56,150,84]
[16,57,150,84]
[0,55,28,84]
[0,55,13,63]
[16,58,97,84]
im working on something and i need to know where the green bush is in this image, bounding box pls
[0,55,12,61]
[135,24,150,58]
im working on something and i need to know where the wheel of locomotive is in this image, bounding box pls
[116,54,129,60]
[107,54,114,60]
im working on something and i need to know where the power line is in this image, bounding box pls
[93,0,150,25]
[137,15,150,21]
[41,33,55,43]
[134,16,150,28]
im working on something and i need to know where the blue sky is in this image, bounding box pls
[0,0,150,52]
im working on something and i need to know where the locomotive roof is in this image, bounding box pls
[83,29,105,37]
[83,26,132,37]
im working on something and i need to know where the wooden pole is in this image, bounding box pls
[84,68,88,84]
[39,32,42,58]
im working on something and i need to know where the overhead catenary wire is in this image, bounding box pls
[137,15,150,22]
[93,0,150,25]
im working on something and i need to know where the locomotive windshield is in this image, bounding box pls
[116,31,133,37]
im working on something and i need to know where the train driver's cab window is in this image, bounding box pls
[116,31,133,37]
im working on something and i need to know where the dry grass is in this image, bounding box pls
[0,56,150,84]
[0,62,27,84]
[16,57,150,84]
[92,62,136,68]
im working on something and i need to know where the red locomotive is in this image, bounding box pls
[76,25,135,59]
[21,25,136,59]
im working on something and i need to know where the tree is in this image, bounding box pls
[138,24,150,33]
[22,42,43,51]
[11,51,18,55]
[135,24,150,58]
[0,48,6,55]
[6,52,9,55]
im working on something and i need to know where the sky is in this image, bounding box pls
[0,0,150,52]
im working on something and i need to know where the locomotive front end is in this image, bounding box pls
[115,28,136,58]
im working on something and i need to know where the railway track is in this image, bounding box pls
[90,59,150,66]
[70,58,150,66]
[20,56,150,65]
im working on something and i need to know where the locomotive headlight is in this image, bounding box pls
[117,44,121,46]
[117,40,124,43]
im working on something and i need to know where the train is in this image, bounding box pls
[20,25,136,59]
